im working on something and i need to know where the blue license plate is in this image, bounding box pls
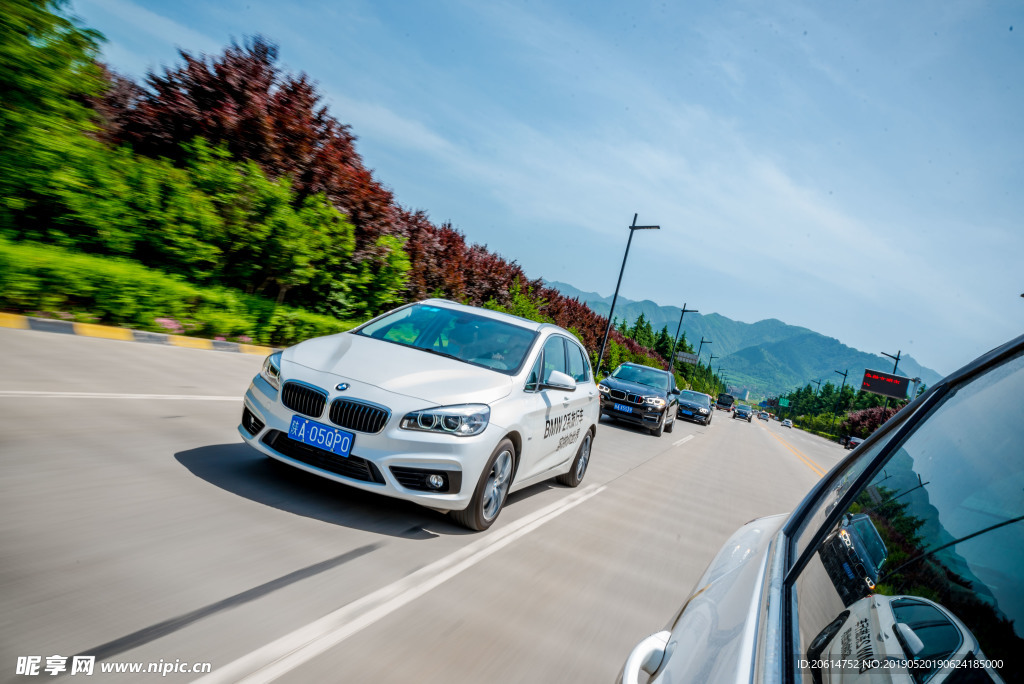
[681,409,693,416]
[288,415,354,457]
[613,403,633,414]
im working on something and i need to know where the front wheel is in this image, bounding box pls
[450,439,515,531]
[557,429,593,487]
[664,412,675,433]
[650,413,665,437]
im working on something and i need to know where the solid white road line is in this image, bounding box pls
[194,484,607,684]
[672,435,693,447]
[0,391,239,400]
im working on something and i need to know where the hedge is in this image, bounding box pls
[0,238,358,346]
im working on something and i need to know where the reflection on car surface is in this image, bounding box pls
[808,593,1000,684]
[676,389,713,426]
[598,363,680,436]
[239,299,599,531]
[619,333,1024,684]
[819,513,888,607]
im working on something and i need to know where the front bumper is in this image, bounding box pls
[600,395,665,428]
[238,375,496,512]
[676,405,711,424]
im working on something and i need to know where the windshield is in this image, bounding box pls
[610,365,669,390]
[355,303,537,373]
[679,390,708,405]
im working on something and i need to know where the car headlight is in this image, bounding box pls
[401,404,490,437]
[260,351,282,390]
[598,384,610,394]
[699,408,709,414]
[645,397,666,407]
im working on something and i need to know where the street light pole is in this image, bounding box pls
[668,303,698,373]
[595,214,661,377]
[696,336,712,364]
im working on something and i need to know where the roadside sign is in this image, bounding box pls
[778,398,790,407]
[674,351,698,365]
[861,369,909,400]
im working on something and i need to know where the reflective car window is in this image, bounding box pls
[355,303,537,374]
[794,351,1024,683]
[793,408,914,558]
[610,364,668,389]
[567,341,589,383]
[541,335,568,383]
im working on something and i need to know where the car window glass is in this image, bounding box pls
[793,409,914,559]
[525,355,542,392]
[567,341,588,383]
[541,336,567,383]
[793,351,1024,684]
[356,303,536,374]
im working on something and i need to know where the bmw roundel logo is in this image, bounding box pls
[336,383,349,391]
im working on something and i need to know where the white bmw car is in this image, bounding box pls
[239,299,599,530]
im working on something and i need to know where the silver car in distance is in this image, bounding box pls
[239,299,599,530]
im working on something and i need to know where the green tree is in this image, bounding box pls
[1,0,104,230]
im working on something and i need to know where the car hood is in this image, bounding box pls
[283,332,515,405]
[653,514,787,684]
[601,376,667,398]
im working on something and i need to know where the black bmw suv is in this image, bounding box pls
[598,363,680,437]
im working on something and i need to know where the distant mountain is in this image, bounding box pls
[546,280,944,398]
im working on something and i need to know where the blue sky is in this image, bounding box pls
[71,0,1023,375]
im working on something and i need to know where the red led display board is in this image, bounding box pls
[861,369,909,400]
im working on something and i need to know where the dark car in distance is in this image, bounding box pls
[733,405,753,422]
[598,363,680,437]
[676,390,713,426]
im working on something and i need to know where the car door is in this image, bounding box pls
[518,334,589,480]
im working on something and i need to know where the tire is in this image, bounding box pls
[651,412,665,437]
[557,429,593,487]
[449,439,515,531]
[664,412,675,433]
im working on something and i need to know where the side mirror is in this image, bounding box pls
[541,370,577,392]
[894,623,925,657]
[671,387,680,395]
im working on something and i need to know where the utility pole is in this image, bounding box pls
[881,350,901,410]
[595,214,661,377]
[831,369,848,436]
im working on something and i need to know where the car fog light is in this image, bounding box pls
[427,474,445,490]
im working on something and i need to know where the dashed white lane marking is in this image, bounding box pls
[0,391,238,401]
[672,435,694,447]
[194,484,607,684]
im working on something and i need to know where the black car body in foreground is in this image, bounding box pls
[676,390,713,425]
[733,405,753,422]
[598,363,680,437]
[620,332,1024,684]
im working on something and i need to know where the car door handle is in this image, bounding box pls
[620,630,670,683]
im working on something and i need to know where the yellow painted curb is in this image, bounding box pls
[0,312,29,329]
[74,322,134,341]
[168,335,215,350]
[239,344,274,356]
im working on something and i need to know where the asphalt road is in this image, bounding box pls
[0,328,851,683]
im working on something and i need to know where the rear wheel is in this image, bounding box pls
[557,429,592,487]
[450,439,515,531]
